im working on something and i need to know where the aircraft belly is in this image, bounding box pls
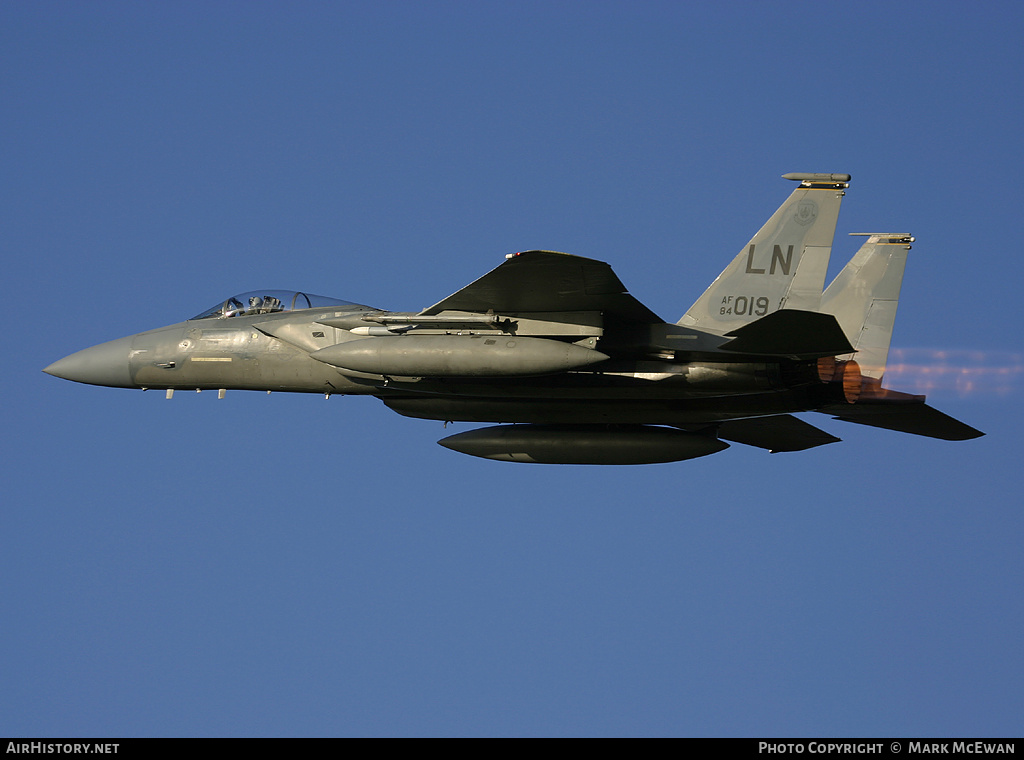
[365,360,802,401]
[382,391,812,426]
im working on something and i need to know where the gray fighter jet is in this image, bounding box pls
[44,173,983,464]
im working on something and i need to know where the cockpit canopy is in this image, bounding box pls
[190,290,358,320]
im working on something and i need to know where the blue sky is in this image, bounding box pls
[3,1,1022,737]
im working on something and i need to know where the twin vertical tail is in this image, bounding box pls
[678,173,850,334]
[677,174,982,441]
[678,175,910,379]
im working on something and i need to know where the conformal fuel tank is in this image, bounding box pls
[438,424,729,464]
[311,335,609,377]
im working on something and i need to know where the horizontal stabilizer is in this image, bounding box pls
[714,414,841,452]
[823,402,984,441]
[718,309,854,359]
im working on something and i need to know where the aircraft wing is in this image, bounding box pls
[419,250,665,324]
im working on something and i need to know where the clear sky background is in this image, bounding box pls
[3,1,1022,738]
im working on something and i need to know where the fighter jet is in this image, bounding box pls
[44,173,982,464]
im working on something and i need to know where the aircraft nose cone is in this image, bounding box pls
[43,335,135,388]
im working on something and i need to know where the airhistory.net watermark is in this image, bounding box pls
[6,745,118,754]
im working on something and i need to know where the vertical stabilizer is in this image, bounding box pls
[820,233,913,379]
[678,173,849,334]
